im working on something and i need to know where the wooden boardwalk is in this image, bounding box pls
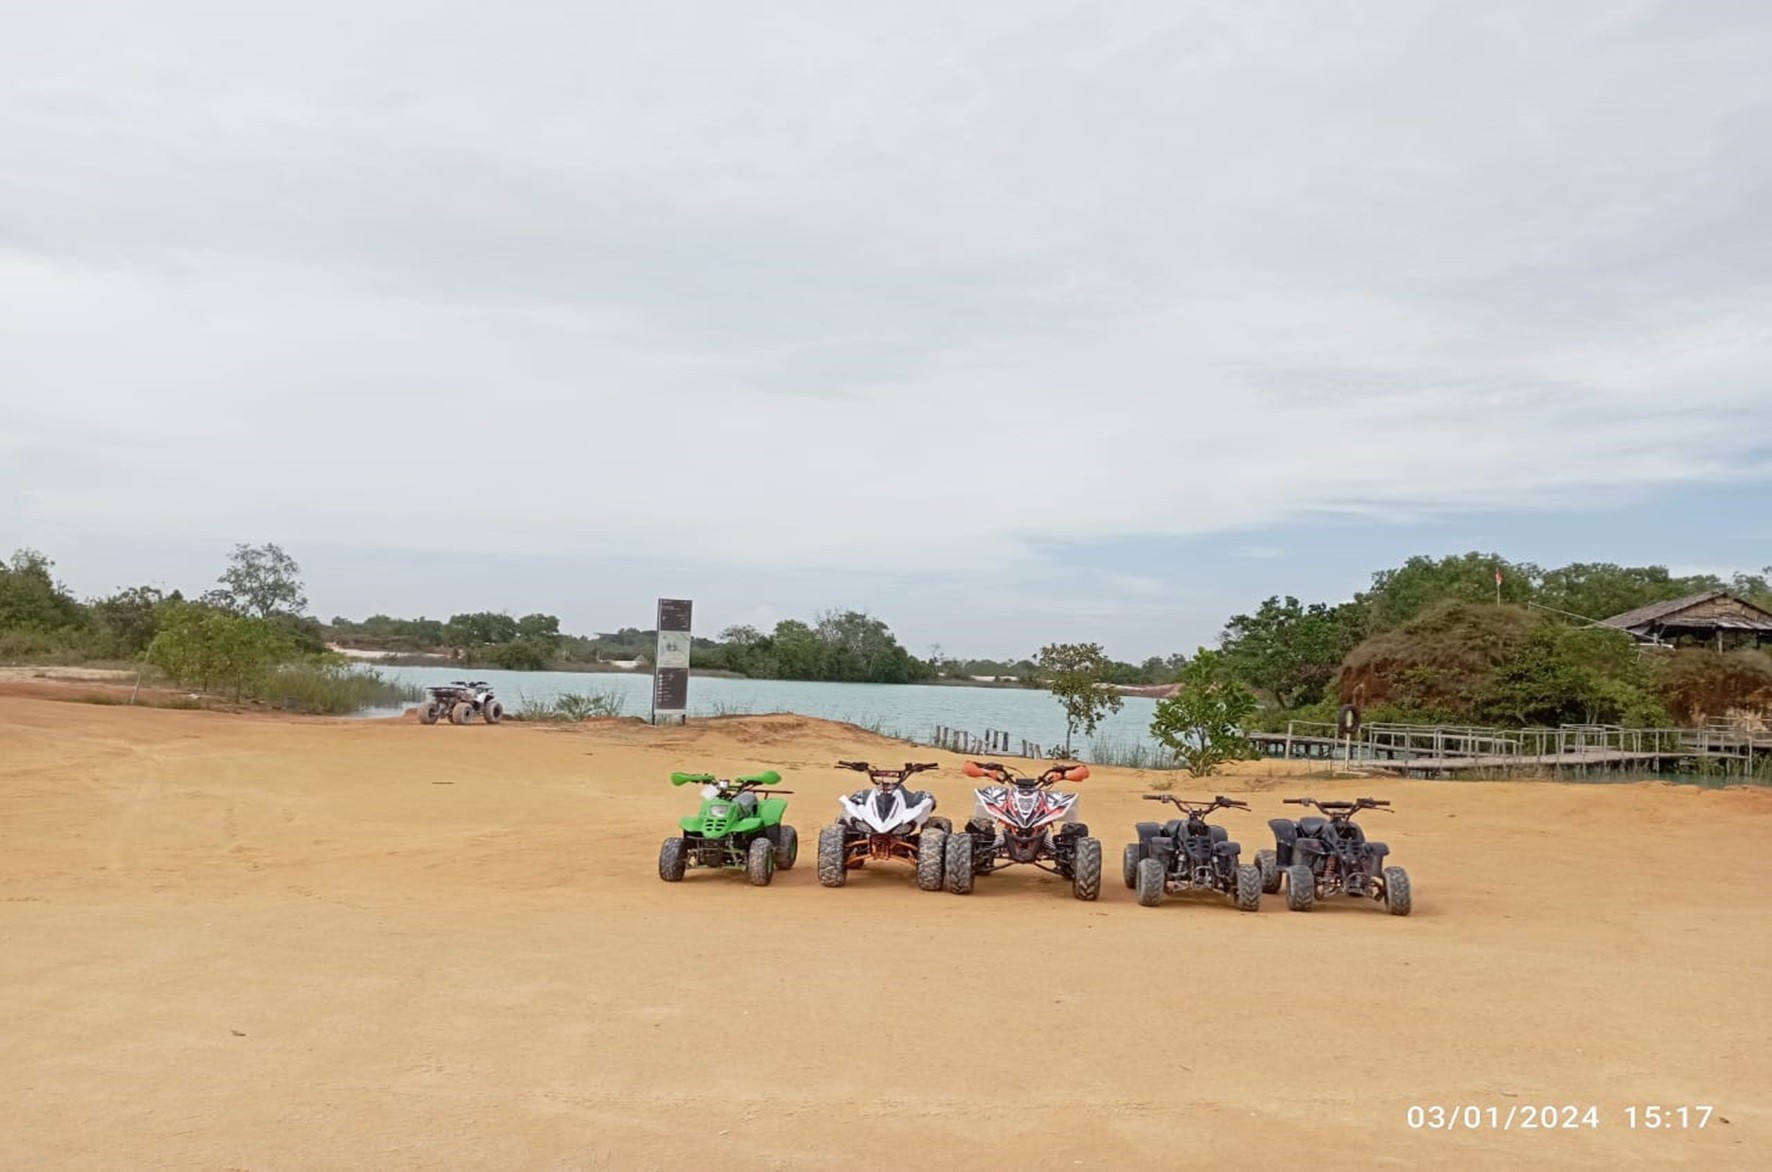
[1248,722,1771,779]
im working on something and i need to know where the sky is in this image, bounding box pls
[3,1,1770,663]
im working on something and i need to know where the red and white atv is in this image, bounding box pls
[944,760,1102,900]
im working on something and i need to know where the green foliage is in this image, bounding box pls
[1358,552,1539,632]
[146,602,293,700]
[1474,625,1668,727]
[209,542,308,619]
[516,688,627,721]
[250,660,425,714]
[1148,649,1258,777]
[0,549,87,633]
[1652,650,1772,724]
[1036,642,1125,755]
[1219,595,1364,707]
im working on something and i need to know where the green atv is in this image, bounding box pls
[657,770,797,886]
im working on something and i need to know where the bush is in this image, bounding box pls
[1149,649,1258,777]
[515,689,626,721]
[249,660,425,715]
[1653,650,1772,725]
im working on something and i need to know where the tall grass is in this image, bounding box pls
[514,688,627,721]
[1083,737,1179,770]
[250,663,425,715]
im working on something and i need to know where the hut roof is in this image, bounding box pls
[1598,590,1772,635]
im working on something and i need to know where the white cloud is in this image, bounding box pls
[2,0,1769,651]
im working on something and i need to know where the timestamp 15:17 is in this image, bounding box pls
[1626,1106,1713,1129]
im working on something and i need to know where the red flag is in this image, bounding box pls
[1495,569,1504,585]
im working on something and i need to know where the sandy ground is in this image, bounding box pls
[3,695,1769,1170]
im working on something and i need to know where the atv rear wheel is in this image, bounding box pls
[1122,843,1140,889]
[1071,836,1102,901]
[768,824,799,870]
[419,703,440,725]
[945,832,974,894]
[747,836,775,886]
[1383,865,1412,916]
[1234,863,1262,912]
[481,699,503,724]
[1135,856,1165,907]
[658,837,687,882]
[1256,849,1280,894]
[917,829,947,891]
[816,825,848,887]
[449,702,472,725]
[1285,864,1315,912]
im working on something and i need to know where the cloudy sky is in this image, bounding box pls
[4,1,1769,661]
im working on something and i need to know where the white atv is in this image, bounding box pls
[816,760,951,890]
[418,679,504,725]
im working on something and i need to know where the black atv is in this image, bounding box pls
[418,679,503,725]
[1264,796,1411,915]
[1123,794,1262,911]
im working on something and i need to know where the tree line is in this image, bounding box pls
[7,542,1770,733]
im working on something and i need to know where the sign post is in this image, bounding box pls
[652,598,692,725]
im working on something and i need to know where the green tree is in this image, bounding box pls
[444,611,519,648]
[1533,562,1725,622]
[146,602,292,700]
[1219,595,1364,707]
[211,542,308,619]
[88,585,173,657]
[0,549,89,632]
[1035,642,1124,756]
[767,619,825,679]
[1358,552,1540,632]
[1149,649,1259,777]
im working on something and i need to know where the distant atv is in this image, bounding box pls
[946,760,1102,900]
[658,770,797,886]
[816,761,950,890]
[1124,793,1263,911]
[418,679,503,725]
[1265,796,1411,915]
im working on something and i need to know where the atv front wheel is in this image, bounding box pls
[1122,843,1141,889]
[1071,836,1102,901]
[945,832,974,894]
[746,836,775,886]
[1383,865,1412,916]
[768,824,799,870]
[481,699,503,724]
[1256,849,1280,894]
[1135,856,1165,907]
[1234,863,1262,912]
[816,825,848,887]
[1285,864,1315,912]
[916,829,947,891]
[658,837,687,882]
[449,702,472,725]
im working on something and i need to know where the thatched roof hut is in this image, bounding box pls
[1598,591,1772,649]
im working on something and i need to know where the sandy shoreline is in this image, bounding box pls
[2,695,1767,1168]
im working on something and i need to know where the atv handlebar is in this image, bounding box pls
[1142,794,1250,815]
[837,760,938,780]
[963,760,1089,785]
[1284,796,1393,814]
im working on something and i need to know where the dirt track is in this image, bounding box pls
[3,695,1768,1169]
